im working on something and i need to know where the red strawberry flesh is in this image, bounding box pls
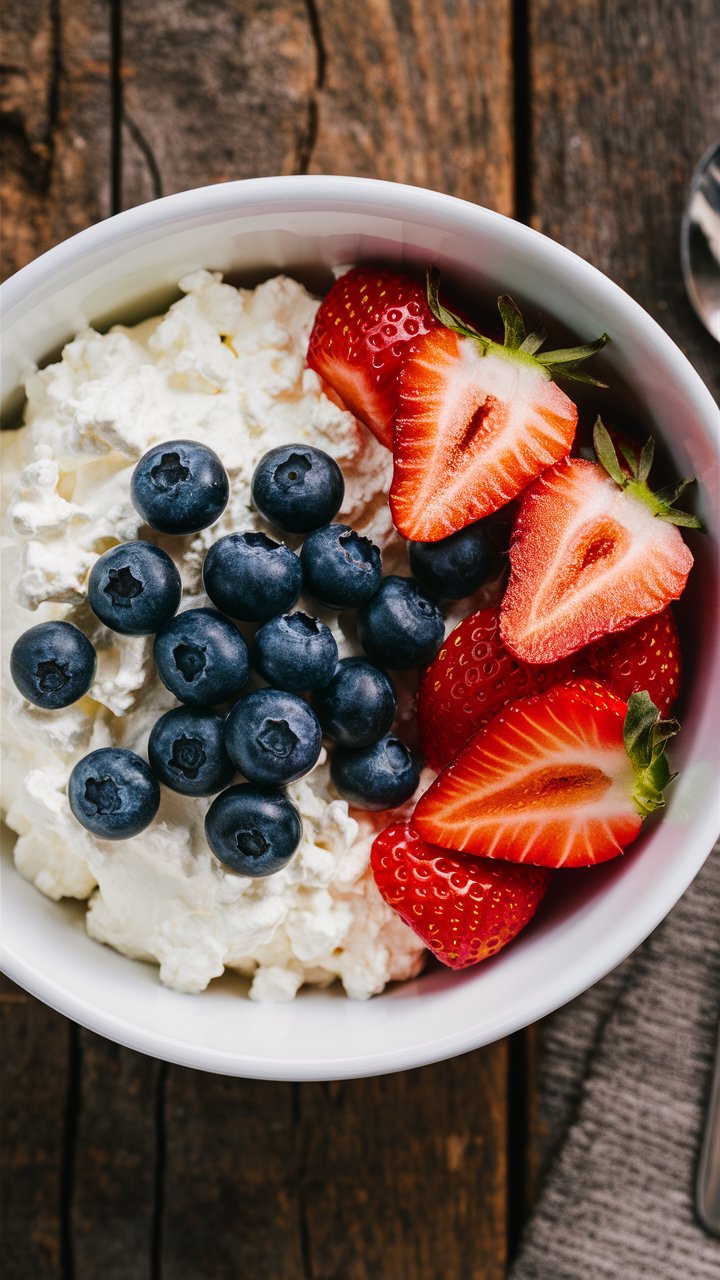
[306,267,439,448]
[500,457,694,663]
[390,329,580,541]
[371,822,551,969]
[575,607,681,716]
[417,606,574,772]
[413,680,647,868]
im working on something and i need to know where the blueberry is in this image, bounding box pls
[330,735,419,811]
[205,783,302,877]
[300,524,382,609]
[357,575,444,669]
[148,707,235,796]
[313,658,395,747]
[251,444,344,534]
[408,521,495,599]
[68,748,160,840]
[252,612,338,692]
[154,608,249,707]
[224,688,322,786]
[10,621,96,710]
[203,532,302,622]
[131,439,229,534]
[88,541,181,635]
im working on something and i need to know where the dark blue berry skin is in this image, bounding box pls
[300,523,382,609]
[203,532,302,623]
[224,688,322,786]
[10,621,96,709]
[205,783,302,877]
[252,611,338,693]
[357,575,444,669]
[68,748,160,840]
[313,658,395,747]
[148,707,235,796]
[88,541,181,635]
[408,521,495,599]
[251,444,344,534]
[154,608,249,707]
[131,439,229,534]
[330,735,419,811]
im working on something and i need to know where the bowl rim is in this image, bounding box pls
[1,174,719,1080]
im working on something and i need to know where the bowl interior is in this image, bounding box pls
[2,176,719,1079]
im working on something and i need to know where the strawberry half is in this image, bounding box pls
[413,680,679,869]
[306,267,439,448]
[417,606,574,772]
[500,420,698,664]
[389,274,608,541]
[575,607,681,716]
[370,822,550,969]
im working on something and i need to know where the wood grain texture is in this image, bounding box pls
[0,976,70,1280]
[307,0,514,213]
[0,0,113,277]
[297,1050,509,1280]
[120,0,316,206]
[160,1070,307,1280]
[71,1033,160,1280]
[529,0,720,393]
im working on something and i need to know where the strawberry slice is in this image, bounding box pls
[370,822,550,969]
[306,267,439,448]
[417,606,574,772]
[413,680,679,869]
[390,274,608,541]
[500,420,698,664]
[575,607,681,716]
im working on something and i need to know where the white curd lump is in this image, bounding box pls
[1,271,427,1001]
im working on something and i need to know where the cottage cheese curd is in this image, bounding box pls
[1,271,427,1000]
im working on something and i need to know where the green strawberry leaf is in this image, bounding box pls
[425,267,488,349]
[519,327,547,355]
[498,295,526,349]
[593,418,626,484]
[624,691,679,817]
[593,418,703,530]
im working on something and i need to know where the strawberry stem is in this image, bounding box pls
[425,267,609,385]
[623,691,679,817]
[593,419,703,529]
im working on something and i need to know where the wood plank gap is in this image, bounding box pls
[296,0,326,175]
[110,0,123,212]
[60,1023,81,1280]
[150,1061,167,1280]
[511,0,532,222]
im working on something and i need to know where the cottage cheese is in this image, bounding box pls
[1,271,427,1000]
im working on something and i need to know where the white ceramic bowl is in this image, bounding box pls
[2,176,719,1080]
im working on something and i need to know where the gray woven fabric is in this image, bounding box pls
[511,843,720,1280]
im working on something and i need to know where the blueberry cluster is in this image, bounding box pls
[11,438,494,879]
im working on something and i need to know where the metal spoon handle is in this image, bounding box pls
[697,1020,720,1236]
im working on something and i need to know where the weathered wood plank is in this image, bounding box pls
[0,0,113,278]
[297,1047,509,1280]
[1,9,162,1280]
[0,0,55,278]
[0,975,70,1280]
[529,0,720,1183]
[71,1032,160,1280]
[113,5,517,1279]
[160,1070,307,1280]
[120,0,316,206]
[308,0,514,213]
[529,0,720,393]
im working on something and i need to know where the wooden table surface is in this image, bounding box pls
[1,4,718,1278]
